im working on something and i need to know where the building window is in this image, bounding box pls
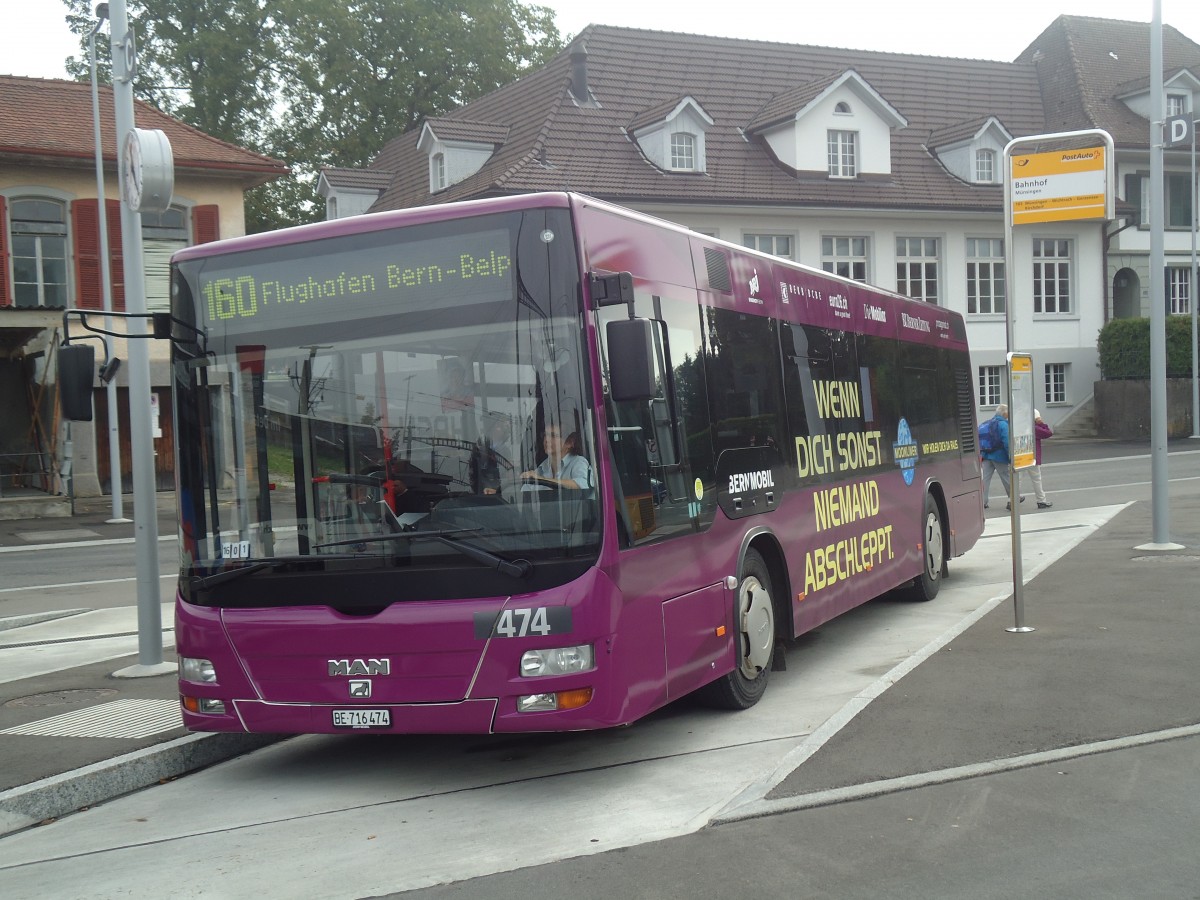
[827,130,857,178]
[821,235,868,282]
[978,365,1003,407]
[670,132,696,170]
[975,149,996,183]
[1032,239,1072,314]
[744,233,793,259]
[895,237,939,303]
[1044,363,1067,404]
[1167,266,1191,315]
[431,153,446,191]
[9,198,68,308]
[1131,173,1194,228]
[966,238,1005,315]
[834,101,852,115]
[1167,94,1189,117]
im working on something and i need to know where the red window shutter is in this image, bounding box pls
[192,205,220,244]
[0,196,11,307]
[105,199,125,311]
[71,199,103,310]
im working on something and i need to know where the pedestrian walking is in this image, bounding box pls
[1029,409,1053,508]
[979,403,1024,510]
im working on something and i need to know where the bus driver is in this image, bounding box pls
[521,425,592,490]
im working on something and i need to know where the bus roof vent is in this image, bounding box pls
[704,247,731,293]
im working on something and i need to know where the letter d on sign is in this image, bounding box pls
[1165,114,1193,148]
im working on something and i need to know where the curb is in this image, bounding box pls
[0,731,284,837]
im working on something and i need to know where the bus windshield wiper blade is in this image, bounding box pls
[314,528,533,579]
[191,560,286,590]
[312,527,479,549]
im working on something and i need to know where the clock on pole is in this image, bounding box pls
[121,127,174,213]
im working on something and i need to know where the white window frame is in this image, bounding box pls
[670,132,696,171]
[827,130,857,178]
[744,233,794,260]
[1044,363,1067,405]
[895,237,940,303]
[1032,238,1073,315]
[821,235,869,282]
[1167,94,1188,117]
[1167,266,1191,315]
[975,149,996,184]
[8,196,69,309]
[431,153,446,192]
[966,237,1005,315]
[978,366,1003,408]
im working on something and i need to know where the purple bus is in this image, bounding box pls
[170,192,984,734]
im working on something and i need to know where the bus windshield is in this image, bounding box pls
[170,207,599,598]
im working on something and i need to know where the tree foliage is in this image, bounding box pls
[62,0,564,233]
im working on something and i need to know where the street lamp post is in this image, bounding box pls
[88,2,129,524]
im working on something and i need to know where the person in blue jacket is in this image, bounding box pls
[980,404,1024,510]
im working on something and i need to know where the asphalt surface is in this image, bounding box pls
[1,442,1198,898]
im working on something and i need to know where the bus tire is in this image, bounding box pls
[700,548,775,710]
[903,492,945,602]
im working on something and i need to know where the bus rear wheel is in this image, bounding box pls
[903,492,945,602]
[700,548,775,710]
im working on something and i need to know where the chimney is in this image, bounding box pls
[570,43,589,103]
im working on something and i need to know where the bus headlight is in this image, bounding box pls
[520,645,594,677]
[179,657,217,683]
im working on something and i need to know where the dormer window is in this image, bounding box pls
[828,130,857,178]
[629,96,713,175]
[670,132,696,170]
[1168,94,1189,116]
[975,149,996,183]
[431,153,446,191]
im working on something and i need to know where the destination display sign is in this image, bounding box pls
[193,228,514,337]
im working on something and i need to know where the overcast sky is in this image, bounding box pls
[5,0,1200,81]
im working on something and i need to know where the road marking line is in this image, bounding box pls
[712,723,1200,824]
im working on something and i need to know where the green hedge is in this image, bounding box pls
[1097,317,1196,379]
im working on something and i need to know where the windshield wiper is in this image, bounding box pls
[190,560,290,590]
[314,528,533,579]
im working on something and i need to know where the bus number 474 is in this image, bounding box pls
[475,607,572,639]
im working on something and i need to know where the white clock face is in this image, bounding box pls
[123,130,144,211]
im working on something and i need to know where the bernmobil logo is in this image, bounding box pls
[328,658,390,676]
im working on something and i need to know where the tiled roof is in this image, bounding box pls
[0,75,288,185]
[423,118,510,145]
[1017,16,1200,147]
[372,25,1046,213]
[928,115,1007,148]
[369,16,1200,214]
[746,70,847,132]
[321,166,393,190]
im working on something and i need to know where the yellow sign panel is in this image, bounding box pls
[1010,147,1107,225]
[1008,355,1036,470]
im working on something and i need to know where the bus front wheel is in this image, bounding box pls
[701,548,775,710]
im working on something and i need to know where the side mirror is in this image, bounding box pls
[606,318,656,402]
[58,344,96,422]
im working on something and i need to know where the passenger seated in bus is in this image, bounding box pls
[521,425,592,491]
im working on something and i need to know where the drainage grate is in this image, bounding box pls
[0,699,182,738]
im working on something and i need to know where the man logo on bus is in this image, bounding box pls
[328,658,390,677]
[893,418,919,486]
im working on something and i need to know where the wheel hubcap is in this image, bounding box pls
[924,512,943,578]
[739,576,774,678]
